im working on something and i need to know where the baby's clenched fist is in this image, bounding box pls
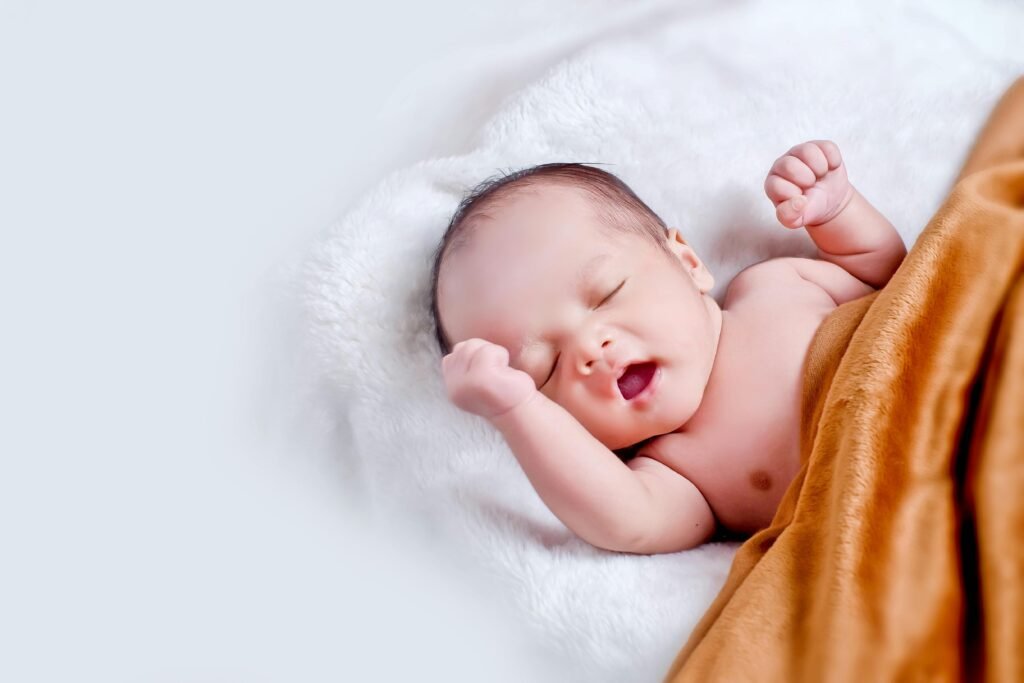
[765,140,855,229]
[442,338,538,420]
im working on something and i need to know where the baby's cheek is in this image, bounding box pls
[548,389,586,421]
[577,403,620,442]
[549,388,625,445]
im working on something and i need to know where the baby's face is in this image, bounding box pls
[438,184,722,450]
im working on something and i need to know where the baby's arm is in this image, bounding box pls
[442,339,714,553]
[765,141,908,289]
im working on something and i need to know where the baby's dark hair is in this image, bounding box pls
[429,162,671,354]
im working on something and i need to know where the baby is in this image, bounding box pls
[430,141,907,554]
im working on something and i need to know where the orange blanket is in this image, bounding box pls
[665,78,1024,682]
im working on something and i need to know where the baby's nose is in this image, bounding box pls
[576,338,615,376]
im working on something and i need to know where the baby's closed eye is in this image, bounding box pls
[593,279,627,309]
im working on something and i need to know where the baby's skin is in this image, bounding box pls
[437,141,907,554]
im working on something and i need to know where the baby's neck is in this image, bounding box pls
[673,300,727,435]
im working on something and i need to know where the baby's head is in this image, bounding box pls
[430,163,723,450]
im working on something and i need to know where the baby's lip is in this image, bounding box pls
[616,361,658,401]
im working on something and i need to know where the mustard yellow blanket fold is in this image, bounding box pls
[666,78,1024,683]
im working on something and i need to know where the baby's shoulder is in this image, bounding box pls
[724,257,837,310]
[724,258,803,306]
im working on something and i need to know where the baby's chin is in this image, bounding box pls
[596,396,706,450]
[597,417,690,452]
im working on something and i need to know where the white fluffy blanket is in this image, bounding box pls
[302,0,1024,679]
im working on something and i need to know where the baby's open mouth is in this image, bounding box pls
[617,362,657,400]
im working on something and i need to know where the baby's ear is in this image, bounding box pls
[665,228,714,293]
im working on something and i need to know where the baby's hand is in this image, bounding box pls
[764,140,855,229]
[442,338,538,420]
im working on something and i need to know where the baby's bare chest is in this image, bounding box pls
[653,274,835,532]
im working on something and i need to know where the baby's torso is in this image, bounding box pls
[644,259,838,533]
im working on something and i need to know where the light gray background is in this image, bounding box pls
[0,0,632,680]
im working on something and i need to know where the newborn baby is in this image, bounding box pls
[430,141,907,554]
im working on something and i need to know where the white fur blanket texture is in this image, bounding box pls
[302,0,1024,679]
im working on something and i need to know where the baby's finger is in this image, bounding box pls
[764,174,802,204]
[769,155,817,188]
[776,196,807,229]
[441,351,467,380]
[455,338,489,355]
[446,338,486,371]
[466,341,509,374]
[811,140,842,170]
[787,142,829,178]
[802,186,831,226]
